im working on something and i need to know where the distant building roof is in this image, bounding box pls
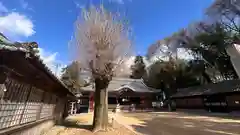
[81,77,161,93]
[171,80,240,98]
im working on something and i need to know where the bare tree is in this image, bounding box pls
[206,0,240,33]
[114,56,134,77]
[70,5,132,131]
[207,0,240,17]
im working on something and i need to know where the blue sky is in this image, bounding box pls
[0,0,213,75]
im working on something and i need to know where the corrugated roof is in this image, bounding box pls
[171,80,240,98]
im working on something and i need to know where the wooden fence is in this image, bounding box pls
[0,77,65,131]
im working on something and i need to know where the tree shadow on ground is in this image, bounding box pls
[127,112,240,135]
[176,110,240,121]
[132,109,240,120]
[56,117,93,131]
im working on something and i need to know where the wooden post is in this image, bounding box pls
[74,102,76,114]
[89,92,94,112]
[19,85,32,124]
[37,91,45,120]
[70,102,76,115]
[0,72,7,103]
[70,102,73,115]
[63,99,69,119]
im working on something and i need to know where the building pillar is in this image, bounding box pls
[70,102,76,115]
[89,92,94,112]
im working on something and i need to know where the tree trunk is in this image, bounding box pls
[92,78,109,132]
[103,88,108,130]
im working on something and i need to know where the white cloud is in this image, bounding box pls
[0,2,8,13]
[38,48,66,78]
[0,12,35,38]
[147,48,194,66]
[0,2,34,38]
[147,42,194,65]
[115,56,152,77]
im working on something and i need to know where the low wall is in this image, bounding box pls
[172,93,240,112]
[0,119,56,135]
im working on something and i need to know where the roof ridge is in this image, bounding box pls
[139,78,161,91]
[0,40,73,96]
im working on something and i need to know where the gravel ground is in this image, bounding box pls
[122,112,240,135]
[42,113,136,135]
[43,112,240,135]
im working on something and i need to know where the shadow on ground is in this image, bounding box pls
[125,112,240,135]
[48,114,136,135]
[145,109,240,120]
[59,118,93,130]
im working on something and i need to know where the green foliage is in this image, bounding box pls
[186,60,212,84]
[189,23,238,79]
[130,55,146,79]
[143,58,208,97]
[144,0,240,98]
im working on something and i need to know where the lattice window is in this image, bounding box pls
[53,97,67,122]
[0,76,65,130]
[0,78,31,129]
[53,97,59,116]
[40,93,53,119]
[20,87,43,124]
[55,98,65,118]
[50,95,57,116]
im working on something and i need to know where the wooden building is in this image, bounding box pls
[0,39,74,135]
[77,78,162,112]
[171,80,240,112]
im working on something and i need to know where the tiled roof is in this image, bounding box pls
[0,37,73,96]
[0,42,29,52]
[81,77,161,93]
[171,80,240,98]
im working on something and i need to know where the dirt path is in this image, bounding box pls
[42,113,135,135]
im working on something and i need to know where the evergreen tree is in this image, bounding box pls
[130,55,146,79]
